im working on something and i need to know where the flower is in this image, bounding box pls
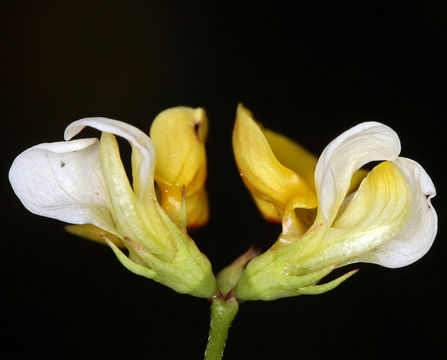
[9,112,216,298]
[232,104,437,301]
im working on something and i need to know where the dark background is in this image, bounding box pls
[1,1,445,358]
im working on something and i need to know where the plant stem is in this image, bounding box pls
[204,295,239,360]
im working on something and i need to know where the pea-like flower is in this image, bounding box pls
[9,110,216,298]
[232,104,437,301]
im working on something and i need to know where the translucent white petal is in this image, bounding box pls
[354,157,437,268]
[315,122,401,223]
[65,117,156,199]
[9,138,116,233]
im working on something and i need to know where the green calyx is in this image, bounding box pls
[105,214,216,298]
[99,132,216,298]
[233,239,358,301]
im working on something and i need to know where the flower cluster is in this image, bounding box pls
[9,105,437,301]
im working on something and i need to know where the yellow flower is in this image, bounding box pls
[9,113,216,298]
[232,105,437,300]
[150,107,209,229]
[233,104,368,236]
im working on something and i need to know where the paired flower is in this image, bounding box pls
[8,104,438,360]
[9,108,215,298]
[231,104,437,300]
[9,104,437,302]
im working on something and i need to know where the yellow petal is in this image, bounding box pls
[264,126,368,197]
[65,224,124,247]
[157,185,210,230]
[150,107,209,228]
[232,104,317,223]
[183,187,209,230]
[333,161,410,230]
[291,161,412,274]
[354,157,437,267]
[258,118,365,235]
[262,128,318,192]
[349,168,368,193]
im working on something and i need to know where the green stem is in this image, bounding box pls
[204,295,239,360]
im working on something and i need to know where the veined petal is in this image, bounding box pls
[315,122,401,224]
[233,104,317,222]
[99,133,175,261]
[292,161,411,273]
[333,161,410,231]
[9,138,117,234]
[352,157,437,267]
[64,117,157,201]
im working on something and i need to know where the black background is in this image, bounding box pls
[1,1,445,358]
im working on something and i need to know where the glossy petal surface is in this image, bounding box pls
[233,104,317,223]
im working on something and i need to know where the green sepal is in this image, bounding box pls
[99,133,216,298]
[104,207,216,298]
[99,132,175,261]
[298,269,358,295]
[104,237,157,279]
[234,240,357,301]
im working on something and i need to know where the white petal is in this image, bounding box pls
[354,157,437,268]
[315,122,401,223]
[9,138,116,233]
[293,161,412,273]
[65,117,156,199]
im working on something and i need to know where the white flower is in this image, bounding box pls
[232,106,437,300]
[9,117,216,298]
